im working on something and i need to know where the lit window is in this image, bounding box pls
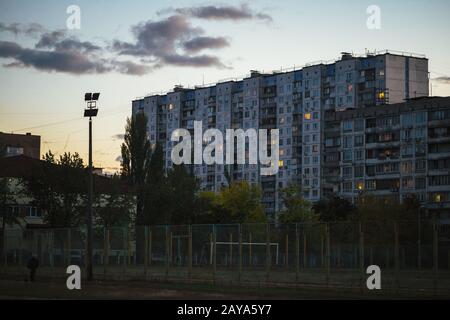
[304,113,311,120]
[278,160,284,167]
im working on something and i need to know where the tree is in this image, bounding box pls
[217,181,266,223]
[142,142,168,225]
[27,151,87,227]
[313,196,357,222]
[94,179,134,228]
[278,184,318,224]
[120,112,151,225]
[0,177,21,264]
[167,164,199,225]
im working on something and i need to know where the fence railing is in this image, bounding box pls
[1,221,450,292]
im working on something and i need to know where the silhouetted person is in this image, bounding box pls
[27,255,39,282]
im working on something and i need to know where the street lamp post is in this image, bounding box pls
[84,92,99,281]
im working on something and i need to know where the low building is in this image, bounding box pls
[0,132,41,159]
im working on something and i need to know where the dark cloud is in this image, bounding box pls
[35,31,101,53]
[167,4,273,23]
[0,22,46,37]
[182,36,229,53]
[0,40,110,74]
[112,15,228,68]
[0,5,272,75]
[433,76,450,84]
[112,60,151,75]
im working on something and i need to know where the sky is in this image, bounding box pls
[0,0,449,173]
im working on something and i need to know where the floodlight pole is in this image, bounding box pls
[87,114,94,281]
[83,93,98,282]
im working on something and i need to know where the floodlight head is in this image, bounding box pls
[85,93,92,101]
[84,108,98,117]
[92,93,100,101]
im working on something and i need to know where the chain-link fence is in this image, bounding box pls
[1,221,450,293]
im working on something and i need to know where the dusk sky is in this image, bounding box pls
[1,0,449,173]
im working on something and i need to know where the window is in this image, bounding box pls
[355,149,364,161]
[365,180,376,190]
[416,177,426,190]
[416,111,426,124]
[343,150,353,162]
[343,166,353,178]
[355,165,364,178]
[402,177,414,189]
[27,207,40,218]
[343,182,353,193]
[343,136,353,148]
[355,135,364,147]
[355,119,364,131]
[343,120,353,132]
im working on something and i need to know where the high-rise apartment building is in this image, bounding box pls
[132,51,430,220]
[324,96,450,220]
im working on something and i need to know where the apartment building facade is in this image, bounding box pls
[132,51,429,219]
[323,96,450,220]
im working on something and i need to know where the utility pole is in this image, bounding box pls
[84,92,99,281]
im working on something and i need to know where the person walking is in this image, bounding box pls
[27,255,39,282]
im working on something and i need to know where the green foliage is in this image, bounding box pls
[313,196,357,222]
[27,151,86,227]
[120,113,151,224]
[195,181,266,224]
[278,184,318,223]
[166,164,200,225]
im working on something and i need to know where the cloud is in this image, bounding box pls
[35,30,101,53]
[0,40,110,74]
[433,76,450,84]
[111,15,228,68]
[166,4,273,23]
[182,36,229,53]
[0,5,272,75]
[112,134,125,140]
[0,22,46,37]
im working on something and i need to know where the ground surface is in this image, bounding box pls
[0,275,448,300]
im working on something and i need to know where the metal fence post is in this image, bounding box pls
[394,222,400,291]
[229,233,233,268]
[249,232,252,268]
[148,229,152,267]
[122,227,127,278]
[238,224,242,284]
[359,222,364,292]
[295,223,299,281]
[67,228,71,266]
[165,226,169,280]
[265,223,271,283]
[144,226,148,278]
[303,232,307,268]
[418,216,422,271]
[213,225,217,285]
[104,228,109,278]
[326,223,330,287]
[285,233,289,270]
[188,225,192,279]
[3,227,7,267]
[433,217,439,293]
[127,227,132,266]
[169,231,173,266]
